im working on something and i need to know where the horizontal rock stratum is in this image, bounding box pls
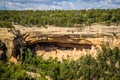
[0,25,120,61]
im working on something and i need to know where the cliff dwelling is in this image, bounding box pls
[1,25,119,61]
[28,42,97,61]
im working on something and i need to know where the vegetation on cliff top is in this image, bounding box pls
[0,45,120,80]
[0,8,120,28]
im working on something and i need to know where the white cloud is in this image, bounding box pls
[76,0,120,9]
[3,0,120,10]
[6,0,75,10]
[6,1,62,10]
[54,1,77,9]
[116,0,120,2]
[97,0,120,9]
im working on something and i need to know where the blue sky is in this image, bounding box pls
[0,0,120,10]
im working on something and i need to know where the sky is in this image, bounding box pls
[0,0,120,10]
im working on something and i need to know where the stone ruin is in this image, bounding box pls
[0,25,120,61]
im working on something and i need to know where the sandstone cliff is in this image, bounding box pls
[0,28,15,58]
[0,25,120,61]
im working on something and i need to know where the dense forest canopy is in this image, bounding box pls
[0,8,120,28]
[1,46,120,79]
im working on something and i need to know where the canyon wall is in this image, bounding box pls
[0,25,120,61]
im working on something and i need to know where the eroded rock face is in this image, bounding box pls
[0,28,15,59]
[0,25,120,61]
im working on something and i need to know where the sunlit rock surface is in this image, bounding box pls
[0,25,120,61]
